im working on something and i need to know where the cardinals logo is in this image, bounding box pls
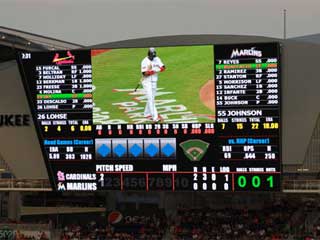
[52,51,75,65]
[57,171,65,181]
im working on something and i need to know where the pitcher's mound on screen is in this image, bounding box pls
[200,80,215,112]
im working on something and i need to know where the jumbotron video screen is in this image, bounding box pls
[17,43,281,192]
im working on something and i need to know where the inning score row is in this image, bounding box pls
[17,42,281,192]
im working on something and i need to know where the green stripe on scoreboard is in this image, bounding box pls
[37,93,92,99]
[216,63,277,70]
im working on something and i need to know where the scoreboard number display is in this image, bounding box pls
[17,43,281,192]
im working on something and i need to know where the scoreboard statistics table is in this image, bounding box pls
[17,43,281,192]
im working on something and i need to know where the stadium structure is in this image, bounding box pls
[0,26,319,239]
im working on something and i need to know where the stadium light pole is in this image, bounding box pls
[283,9,287,39]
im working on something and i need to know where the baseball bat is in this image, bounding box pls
[134,83,140,92]
[134,77,144,92]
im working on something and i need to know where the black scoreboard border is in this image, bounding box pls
[15,41,282,192]
[16,50,57,189]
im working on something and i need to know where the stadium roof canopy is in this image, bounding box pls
[0,26,83,63]
[88,34,282,49]
[290,33,320,44]
[0,26,83,50]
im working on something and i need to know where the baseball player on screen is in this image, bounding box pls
[141,47,166,122]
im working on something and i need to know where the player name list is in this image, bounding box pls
[33,52,94,161]
[215,45,280,124]
[214,43,281,163]
[36,65,92,112]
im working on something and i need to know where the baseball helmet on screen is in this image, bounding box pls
[148,47,157,60]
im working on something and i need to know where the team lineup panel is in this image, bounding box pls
[17,42,281,192]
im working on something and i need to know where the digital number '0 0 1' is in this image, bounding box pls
[237,175,274,189]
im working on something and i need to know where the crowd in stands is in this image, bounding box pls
[23,193,105,208]
[15,230,49,240]
[2,196,320,240]
[60,214,166,240]
[170,200,319,240]
[57,202,320,240]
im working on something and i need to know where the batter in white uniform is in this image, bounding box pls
[141,48,165,122]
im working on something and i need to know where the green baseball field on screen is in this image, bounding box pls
[92,45,215,124]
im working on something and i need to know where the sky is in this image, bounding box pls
[0,0,320,45]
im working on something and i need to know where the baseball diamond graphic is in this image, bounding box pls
[179,139,210,161]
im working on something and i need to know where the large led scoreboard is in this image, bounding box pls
[17,43,281,192]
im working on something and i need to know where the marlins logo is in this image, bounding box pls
[52,51,75,64]
[231,47,262,59]
[180,139,209,161]
[57,182,66,191]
